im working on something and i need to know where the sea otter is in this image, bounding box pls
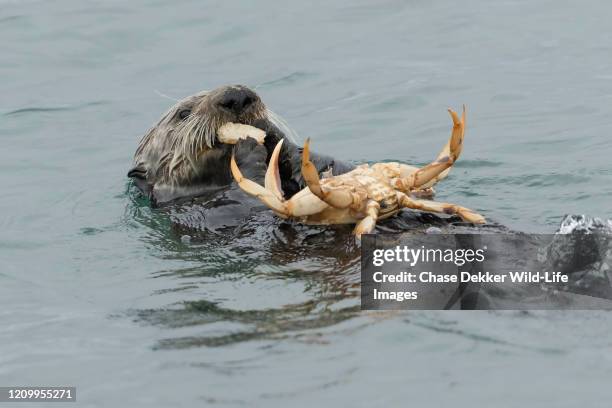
[128,84,354,207]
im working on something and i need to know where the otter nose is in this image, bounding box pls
[217,87,258,115]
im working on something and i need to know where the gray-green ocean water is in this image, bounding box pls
[1,1,612,406]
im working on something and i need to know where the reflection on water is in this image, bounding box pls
[124,182,513,349]
[125,187,362,349]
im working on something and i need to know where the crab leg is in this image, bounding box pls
[230,140,328,217]
[353,200,381,239]
[397,192,486,224]
[395,106,466,191]
[301,138,360,210]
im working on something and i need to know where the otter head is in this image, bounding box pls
[129,85,276,204]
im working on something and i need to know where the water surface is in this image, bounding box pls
[1,0,612,406]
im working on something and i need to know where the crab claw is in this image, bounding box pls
[231,139,330,218]
[396,105,466,191]
[264,139,284,200]
[446,104,465,161]
[301,138,357,209]
[230,141,288,216]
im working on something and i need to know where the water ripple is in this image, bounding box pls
[4,101,107,116]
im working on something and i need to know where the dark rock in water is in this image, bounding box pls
[544,214,612,299]
[556,214,612,234]
[378,213,612,309]
[548,215,612,274]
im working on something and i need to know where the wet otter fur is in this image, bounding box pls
[128,85,354,207]
[127,85,488,236]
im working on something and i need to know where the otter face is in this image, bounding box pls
[129,85,272,204]
[177,85,268,150]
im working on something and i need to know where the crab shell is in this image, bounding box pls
[289,164,404,224]
[217,123,266,145]
[230,106,486,238]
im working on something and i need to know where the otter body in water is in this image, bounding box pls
[127,87,612,308]
[127,85,493,236]
[128,84,354,207]
[127,85,490,234]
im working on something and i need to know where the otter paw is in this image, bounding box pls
[233,137,268,183]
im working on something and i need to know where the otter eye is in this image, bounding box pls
[178,109,191,120]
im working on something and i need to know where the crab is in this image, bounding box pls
[229,106,485,238]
